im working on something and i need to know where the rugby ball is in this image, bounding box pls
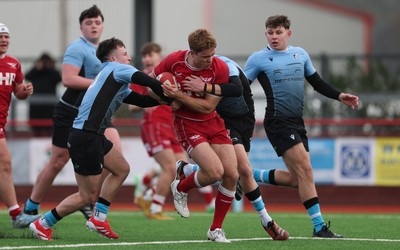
[156,72,179,89]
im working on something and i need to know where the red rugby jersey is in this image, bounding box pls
[0,54,24,126]
[153,50,229,121]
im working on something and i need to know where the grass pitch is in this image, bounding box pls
[0,210,399,250]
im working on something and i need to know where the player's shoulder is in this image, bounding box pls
[213,56,228,68]
[65,37,94,53]
[2,54,20,64]
[246,48,267,63]
[113,62,138,76]
[116,62,136,71]
[255,47,273,56]
[212,57,229,80]
[0,54,20,69]
[66,38,82,49]
[288,46,310,59]
[288,45,309,55]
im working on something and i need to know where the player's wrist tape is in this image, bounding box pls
[211,83,216,95]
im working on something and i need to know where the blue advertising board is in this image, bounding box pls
[249,138,335,184]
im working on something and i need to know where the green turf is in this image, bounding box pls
[0,210,399,250]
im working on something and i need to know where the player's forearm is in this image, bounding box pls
[123,91,160,107]
[203,76,242,97]
[306,72,341,100]
[174,92,218,113]
[131,71,173,103]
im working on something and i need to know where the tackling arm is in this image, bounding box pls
[162,84,221,113]
[123,90,160,107]
[182,75,242,97]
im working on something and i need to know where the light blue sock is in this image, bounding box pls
[94,202,110,222]
[183,163,199,178]
[25,198,40,212]
[307,203,325,232]
[250,196,265,211]
[95,202,109,214]
[43,211,58,227]
[246,187,272,225]
[253,169,270,184]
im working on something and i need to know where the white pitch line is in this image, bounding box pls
[1,237,400,249]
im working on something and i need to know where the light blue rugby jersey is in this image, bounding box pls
[61,37,102,106]
[244,45,316,118]
[215,55,248,116]
[73,62,138,134]
[216,55,240,76]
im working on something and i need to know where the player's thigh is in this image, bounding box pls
[103,146,130,176]
[105,127,121,151]
[234,144,253,177]
[212,143,238,179]
[190,142,224,176]
[153,148,176,170]
[282,143,311,174]
[75,173,102,199]
[0,138,11,168]
[50,144,70,162]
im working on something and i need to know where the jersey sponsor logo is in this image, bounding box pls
[293,54,299,59]
[0,72,16,85]
[7,62,17,68]
[200,76,213,84]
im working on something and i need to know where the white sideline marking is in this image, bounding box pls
[1,237,400,249]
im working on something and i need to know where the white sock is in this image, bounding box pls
[257,208,272,226]
[94,210,107,222]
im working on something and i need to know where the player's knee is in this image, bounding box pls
[80,192,98,205]
[88,196,98,205]
[52,153,70,171]
[0,157,12,173]
[238,166,253,180]
[165,166,176,178]
[206,167,224,183]
[121,164,130,179]
[289,177,299,188]
[297,165,314,182]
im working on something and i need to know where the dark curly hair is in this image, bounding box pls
[96,37,125,63]
[265,15,291,29]
[79,5,104,24]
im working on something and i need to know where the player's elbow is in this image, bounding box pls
[62,74,78,88]
[200,103,216,113]
[62,76,72,87]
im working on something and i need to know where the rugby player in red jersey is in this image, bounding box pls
[152,29,238,243]
[0,23,39,228]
